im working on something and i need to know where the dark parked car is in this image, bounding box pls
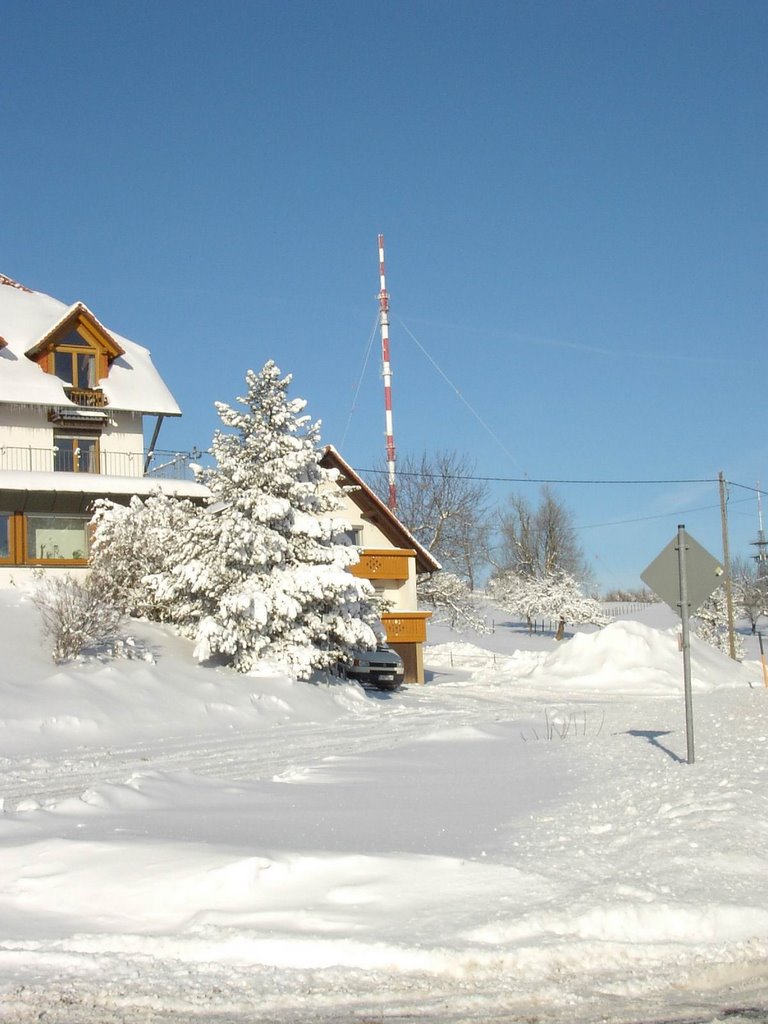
[341,645,405,690]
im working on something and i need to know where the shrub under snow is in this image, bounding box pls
[32,576,124,663]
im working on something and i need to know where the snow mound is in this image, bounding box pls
[518,619,758,695]
[0,591,372,757]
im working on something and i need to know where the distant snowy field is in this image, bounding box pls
[1,588,768,1023]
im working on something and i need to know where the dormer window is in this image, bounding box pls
[25,303,125,407]
[52,331,98,389]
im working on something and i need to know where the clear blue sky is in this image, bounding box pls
[4,0,766,590]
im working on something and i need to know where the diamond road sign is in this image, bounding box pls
[641,529,723,615]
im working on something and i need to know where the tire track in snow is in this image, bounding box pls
[0,682,525,812]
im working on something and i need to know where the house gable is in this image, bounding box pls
[320,445,441,575]
[25,303,125,386]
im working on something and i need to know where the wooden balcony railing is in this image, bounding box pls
[350,548,413,581]
[381,611,432,644]
[67,387,108,408]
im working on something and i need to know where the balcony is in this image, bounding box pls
[67,387,108,408]
[381,612,432,644]
[350,548,413,581]
[0,446,202,480]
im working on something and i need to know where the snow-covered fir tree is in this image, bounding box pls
[90,362,381,678]
[693,586,744,659]
[153,362,381,676]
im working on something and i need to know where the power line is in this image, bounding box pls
[394,315,521,468]
[360,467,720,486]
[360,467,768,498]
[340,313,379,450]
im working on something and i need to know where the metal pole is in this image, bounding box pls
[377,234,397,512]
[676,524,695,764]
[718,471,737,659]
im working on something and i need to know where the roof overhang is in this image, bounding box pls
[49,406,110,425]
[0,472,211,514]
[25,302,125,362]
[320,445,442,574]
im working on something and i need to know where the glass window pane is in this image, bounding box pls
[54,351,73,384]
[27,516,89,561]
[53,435,76,472]
[0,514,10,560]
[58,330,90,348]
[76,353,96,388]
[78,438,99,473]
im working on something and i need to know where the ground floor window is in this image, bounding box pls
[0,513,10,561]
[0,512,90,565]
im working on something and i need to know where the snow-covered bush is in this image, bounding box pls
[32,576,124,663]
[489,569,607,639]
[693,586,745,659]
[418,571,491,633]
[89,492,199,619]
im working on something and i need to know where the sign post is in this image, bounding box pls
[641,525,723,765]
[676,526,695,764]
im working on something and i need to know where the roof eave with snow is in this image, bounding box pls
[0,469,210,505]
[321,445,442,574]
[0,278,182,417]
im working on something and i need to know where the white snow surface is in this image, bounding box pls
[1,590,768,1023]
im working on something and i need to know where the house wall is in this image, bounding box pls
[334,489,418,610]
[0,565,89,590]
[0,407,145,476]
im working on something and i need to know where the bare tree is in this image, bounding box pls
[496,485,591,585]
[369,450,491,589]
[32,576,124,662]
[730,554,768,634]
[418,571,491,633]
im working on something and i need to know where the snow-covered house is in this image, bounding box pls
[321,446,440,684]
[0,274,208,587]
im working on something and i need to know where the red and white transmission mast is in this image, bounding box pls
[377,233,397,511]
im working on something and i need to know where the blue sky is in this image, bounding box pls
[4,0,766,590]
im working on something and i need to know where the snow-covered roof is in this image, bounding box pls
[0,275,181,416]
[321,445,442,574]
[0,469,210,512]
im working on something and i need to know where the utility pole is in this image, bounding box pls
[719,471,737,660]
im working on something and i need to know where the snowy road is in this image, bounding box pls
[2,601,768,1023]
[0,671,521,812]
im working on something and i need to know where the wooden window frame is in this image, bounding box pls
[36,325,109,388]
[24,513,91,566]
[0,512,24,564]
[53,430,101,474]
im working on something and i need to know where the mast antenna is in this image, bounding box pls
[377,233,397,511]
[754,482,768,577]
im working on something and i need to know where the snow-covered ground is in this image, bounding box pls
[1,589,768,1023]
